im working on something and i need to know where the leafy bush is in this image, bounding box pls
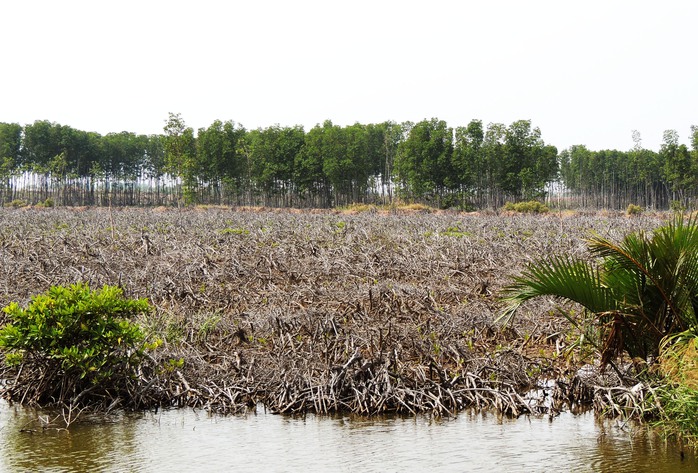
[35,197,54,208]
[0,283,156,407]
[5,199,28,208]
[626,203,643,215]
[503,201,550,213]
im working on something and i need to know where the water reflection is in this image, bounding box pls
[0,402,693,472]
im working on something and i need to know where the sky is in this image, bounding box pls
[2,0,696,152]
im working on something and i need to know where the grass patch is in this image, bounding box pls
[503,201,550,213]
[217,227,251,236]
[441,225,473,238]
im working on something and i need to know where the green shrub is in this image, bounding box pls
[5,199,28,208]
[0,283,156,407]
[503,201,550,214]
[35,197,54,208]
[626,204,643,216]
[670,200,686,213]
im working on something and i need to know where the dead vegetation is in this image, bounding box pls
[0,207,668,417]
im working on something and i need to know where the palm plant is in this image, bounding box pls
[500,215,698,365]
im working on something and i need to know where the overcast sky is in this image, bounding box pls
[2,0,696,152]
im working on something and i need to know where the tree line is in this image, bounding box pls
[559,128,698,210]
[0,114,696,210]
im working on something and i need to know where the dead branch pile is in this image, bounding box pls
[0,207,667,416]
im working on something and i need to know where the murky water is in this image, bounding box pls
[0,401,694,472]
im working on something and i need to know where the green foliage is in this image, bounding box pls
[0,122,22,165]
[163,357,185,373]
[654,331,698,446]
[196,313,222,342]
[163,113,198,204]
[5,199,28,208]
[246,124,303,196]
[501,120,558,201]
[654,384,698,446]
[0,283,155,405]
[501,214,698,364]
[294,122,330,202]
[394,118,454,200]
[441,193,476,211]
[441,225,473,238]
[6,116,698,210]
[503,201,550,213]
[670,200,686,213]
[217,227,250,236]
[626,203,643,215]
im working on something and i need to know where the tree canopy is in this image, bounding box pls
[0,116,696,210]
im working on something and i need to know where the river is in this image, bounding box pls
[0,402,694,472]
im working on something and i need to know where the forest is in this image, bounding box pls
[0,114,696,210]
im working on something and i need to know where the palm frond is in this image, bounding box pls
[652,214,698,330]
[499,256,616,324]
[589,215,698,334]
[588,233,676,312]
[499,214,698,364]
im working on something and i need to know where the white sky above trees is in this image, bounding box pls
[2,0,696,152]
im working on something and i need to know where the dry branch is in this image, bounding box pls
[0,207,667,417]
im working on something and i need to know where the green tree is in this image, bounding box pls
[246,124,303,206]
[453,120,485,207]
[295,122,331,207]
[322,122,374,205]
[394,118,454,203]
[661,129,693,207]
[22,120,63,172]
[143,134,165,178]
[196,119,247,203]
[163,113,197,204]
[626,134,662,210]
[481,122,507,207]
[0,122,22,163]
[500,120,557,202]
[101,132,148,180]
[0,123,22,202]
[377,121,403,202]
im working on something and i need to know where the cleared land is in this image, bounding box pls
[0,207,667,415]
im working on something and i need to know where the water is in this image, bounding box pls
[0,402,694,472]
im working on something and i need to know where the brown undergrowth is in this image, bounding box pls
[0,207,666,417]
